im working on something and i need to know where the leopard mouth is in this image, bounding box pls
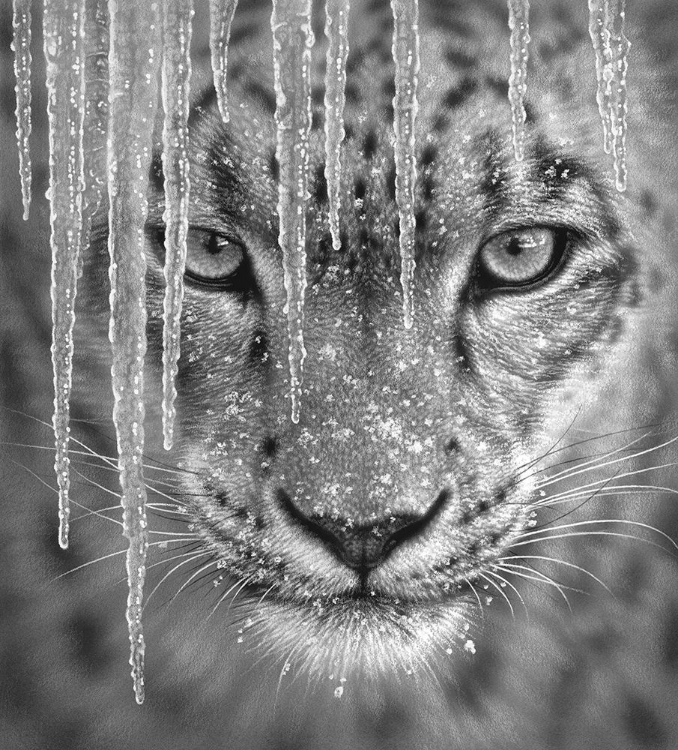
[227,580,480,680]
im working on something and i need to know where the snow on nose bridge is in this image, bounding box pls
[282,320,451,521]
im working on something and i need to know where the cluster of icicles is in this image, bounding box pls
[11,0,629,703]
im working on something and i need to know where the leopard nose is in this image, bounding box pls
[278,489,448,574]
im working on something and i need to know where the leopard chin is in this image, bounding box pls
[239,595,476,681]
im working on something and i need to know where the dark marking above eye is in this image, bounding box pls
[443,78,478,109]
[363,130,378,160]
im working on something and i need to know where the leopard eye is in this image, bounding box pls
[477,227,566,289]
[184,230,245,286]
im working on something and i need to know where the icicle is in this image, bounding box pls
[588,0,630,192]
[608,0,630,192]
[80,0,109,260]
[209,0,238,123]
[507,0,530,162]
[161,0,193,451]
[12,0,32,221]
[271,0,314,424]
[588,0,613,154]
[391,0,420,330]
[44,0,87,550]
[107,0,161,705]
[323,0,350,251]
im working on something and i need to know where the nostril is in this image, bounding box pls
[277,488,450,575]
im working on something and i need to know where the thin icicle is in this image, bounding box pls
[80,0,109,260]
[507,0,530,162]
[44,0,87,551]
[391,0,420,330]
[588,0,613,154]
[588,0,630,191]
[12,0,32,221]
[271,0,314,424]
[323,0,350,251]
[209,0,239,123]
[161,0,193,451]
[608,0,630,192]
[107,0,161,705]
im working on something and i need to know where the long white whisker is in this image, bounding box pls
[500,554,612,595]
[497,562,576,610]
[478,572,515,618]
[535,440,678,490]
[488,566,529,620]
[144,552,210,609]
[516,518,678,552]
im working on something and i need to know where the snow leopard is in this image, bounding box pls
[1,0,677,748]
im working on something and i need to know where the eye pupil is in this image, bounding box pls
[506,238,523,257]
[207,234,223,255]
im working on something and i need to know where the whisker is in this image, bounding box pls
[515,518,678,553]
[165,558,219,607]
[535,440,678,490]
[487,565,529,619]
[478,572,515,618]
[144,551,211,609]
[501,554,612,595]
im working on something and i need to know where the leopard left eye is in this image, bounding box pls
[476,227,567,290]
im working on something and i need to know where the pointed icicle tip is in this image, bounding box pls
[209,0,239,123]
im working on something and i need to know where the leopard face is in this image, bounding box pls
[101,0,641,677]
[4,0,678,746]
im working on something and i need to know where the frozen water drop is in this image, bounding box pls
[44,0,87,550]
[209,0,238,123]
[12,0,32,220]
[161,0,193,450]
[107,0,161,704]
[390,0,420,329]
[507,0,530,162]
[271,0,314,423]
[323,0,350,251]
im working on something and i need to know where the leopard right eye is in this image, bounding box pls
[184,229,246,288]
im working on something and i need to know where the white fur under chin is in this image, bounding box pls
[234,595,478,684]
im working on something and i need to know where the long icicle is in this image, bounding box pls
[209,0,239,123]
[607,0,630,192]
[391,0,420,330]
[161,0,193,451]
[12,0,32,221]
[507,0,530,162]
[44,0,87,551]
[80,0,109,267]
[323,0,350,251]
[271,0,314,424]
[107,0,161,705]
